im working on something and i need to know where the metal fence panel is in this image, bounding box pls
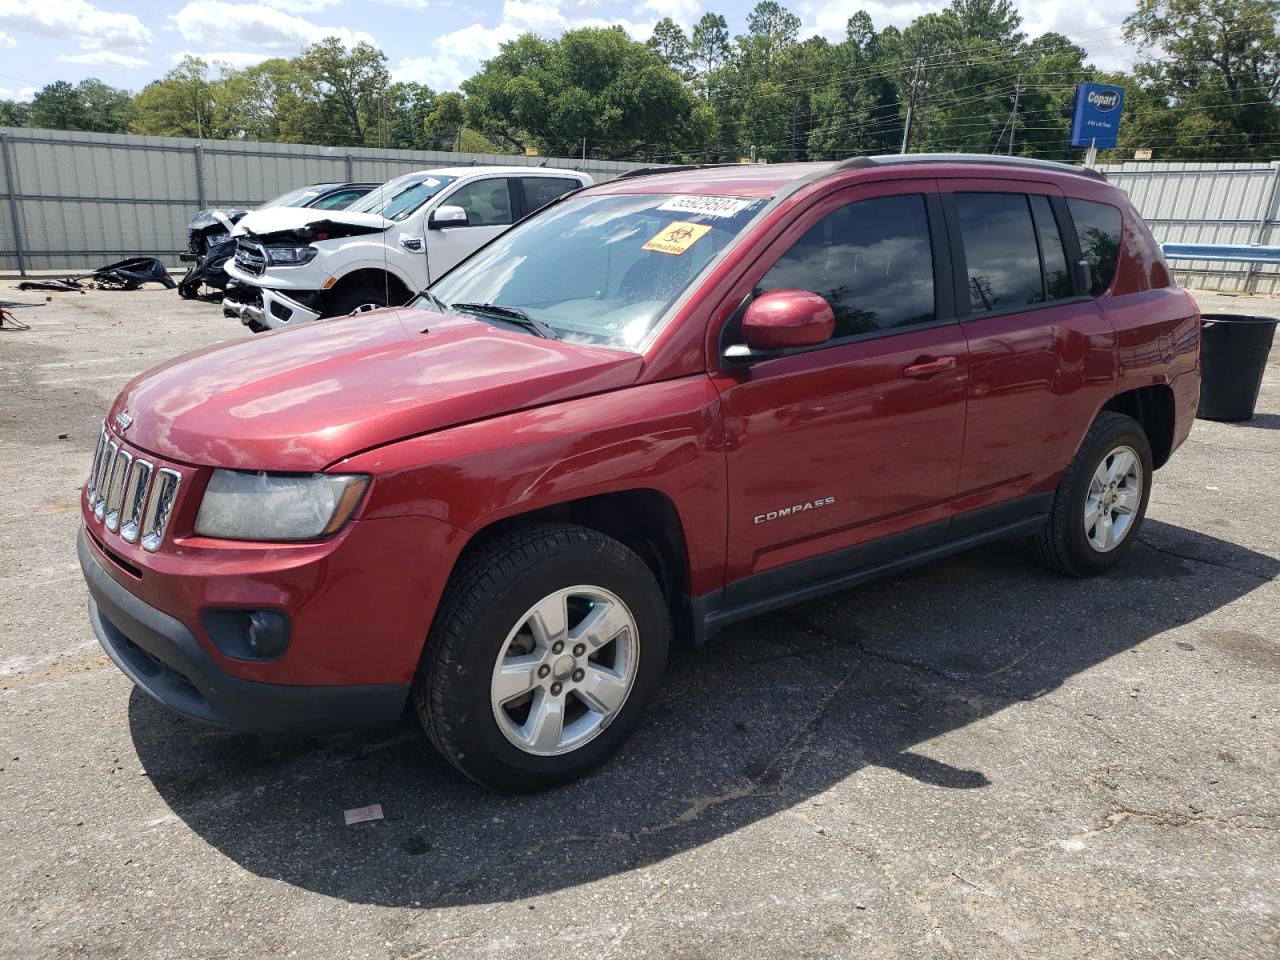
[0,127,646,272]
[1099,160,1280,294]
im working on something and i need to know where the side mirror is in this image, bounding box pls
[429,205,468,229]
[727,290,835,360]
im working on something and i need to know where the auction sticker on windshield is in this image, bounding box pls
[657,195,757,218]
[643,221,712,255]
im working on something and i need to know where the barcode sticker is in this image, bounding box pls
[656,195,756,219]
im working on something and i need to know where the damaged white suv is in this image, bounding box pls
[223,165,592,331]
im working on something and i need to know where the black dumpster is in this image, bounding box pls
[1197,314,1278,422]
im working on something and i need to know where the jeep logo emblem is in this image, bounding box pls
[1088,90,1120,112]
[114,410,133,432]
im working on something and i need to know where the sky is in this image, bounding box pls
[0,0,1139,101]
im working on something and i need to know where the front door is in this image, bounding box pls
[426,177,517,279]
[711,181,969,601]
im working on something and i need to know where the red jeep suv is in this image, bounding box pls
[79,155,1200,791]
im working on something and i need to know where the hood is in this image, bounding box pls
[235,206,392,238]
[188,208,247,233]
[109,309,643,472]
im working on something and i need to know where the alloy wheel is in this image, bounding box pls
[1084,444,1142,552]
[490,585,639,757]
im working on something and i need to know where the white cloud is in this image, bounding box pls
[172,49,276,68]
[0,84,37,101]
[0,0,153,52]
[0,29,14,47]
[169,2,377,51]
[640,0,699,25]
[58,50,149,67]
[393,0,655,90]
[260,0,341,10]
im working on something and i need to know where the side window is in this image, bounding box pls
[310,189,367,211]
[1030,195,1072,300]
[447,178,514,227]
[522,177,580,215]
[1067,198,1123,297]
[954,193,1044,312]
[755,194,935,339]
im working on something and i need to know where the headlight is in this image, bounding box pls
[264,245,317,266]
[195,470,369,541]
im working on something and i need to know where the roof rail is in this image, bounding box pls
[829,153,1107,182]
[614,162,758,181]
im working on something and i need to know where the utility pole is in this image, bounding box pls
[749,144,757,163]
[900,58,924,154]
[1007,78,1021,156]
[582,137,586,161]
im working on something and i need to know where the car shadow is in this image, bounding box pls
[128,518,1279,908]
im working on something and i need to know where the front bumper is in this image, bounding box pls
[222,284,322,329]
[79,531,409,733]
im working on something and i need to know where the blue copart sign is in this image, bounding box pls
[1070,83,1124,149]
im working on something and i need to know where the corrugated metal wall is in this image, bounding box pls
[3,128,1277,292]
[1098,160,1280,295]
[0,127,644,272]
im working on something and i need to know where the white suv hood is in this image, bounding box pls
[235,206,393,238]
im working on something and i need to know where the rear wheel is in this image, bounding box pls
[415,524,669,792]
[1033,412,1153,577]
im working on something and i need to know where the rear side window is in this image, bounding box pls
[1067,199,1123,296]
[310,189,367,211]
[522,177,580,215]
[756,194,935,339]
[954,193,1043,312]
[1030,195,1073,300]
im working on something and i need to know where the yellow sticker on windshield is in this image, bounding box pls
[643,221,712,256]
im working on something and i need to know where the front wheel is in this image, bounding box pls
[415,524,669,792]
[1033,412,1153,577]
[324,284,388,318]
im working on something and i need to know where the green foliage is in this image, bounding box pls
[460,27,712,159]
[2,3,1275,163]
[28,79,133,133]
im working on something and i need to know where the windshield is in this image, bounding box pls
[350,172,458,221]
[422,192,767,349]
[261,185,334,209]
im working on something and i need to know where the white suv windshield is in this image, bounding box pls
[424,192,767,349]
[351,173,458,221]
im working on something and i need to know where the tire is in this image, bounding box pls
[1032,412,1153,577]
[324,284,388,318]
[415,523,670,792]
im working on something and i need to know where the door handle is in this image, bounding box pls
[903,356,957,379]
[401,237,424,252]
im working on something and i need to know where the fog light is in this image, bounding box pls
[202,609,290,661]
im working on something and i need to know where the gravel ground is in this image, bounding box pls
[1,287,1277,960]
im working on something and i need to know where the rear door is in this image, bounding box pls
[945,182,1116,522]
[711,180,970,598]
[426,176,517,278]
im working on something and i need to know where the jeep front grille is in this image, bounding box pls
[87,426,181,552]
[235,241,267,277]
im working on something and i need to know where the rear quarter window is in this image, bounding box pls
[1067,199,1122,297]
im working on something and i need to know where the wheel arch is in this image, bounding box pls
[456,489,696,645]
[329,266,414,305]
[1101,384,1176,468]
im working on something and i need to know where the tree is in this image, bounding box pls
[386,81,437,149]
[29,79,133,133]
[214,58,298,141]
[131,57,217,138]
[289,38,392,147]
[461,27,713,159]
[0,99,30,126]
[690,13,730,75]
[647,18,692,76]
[1122,0,1280,158]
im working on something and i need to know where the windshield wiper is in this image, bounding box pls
[450,302,559,340]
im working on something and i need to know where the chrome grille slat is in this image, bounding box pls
[87,428,107,501]
[103,450,133,532]
[94,442,119,520]
[141,468,181,553]
[85,425,182,552]
[119,459,152,543]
